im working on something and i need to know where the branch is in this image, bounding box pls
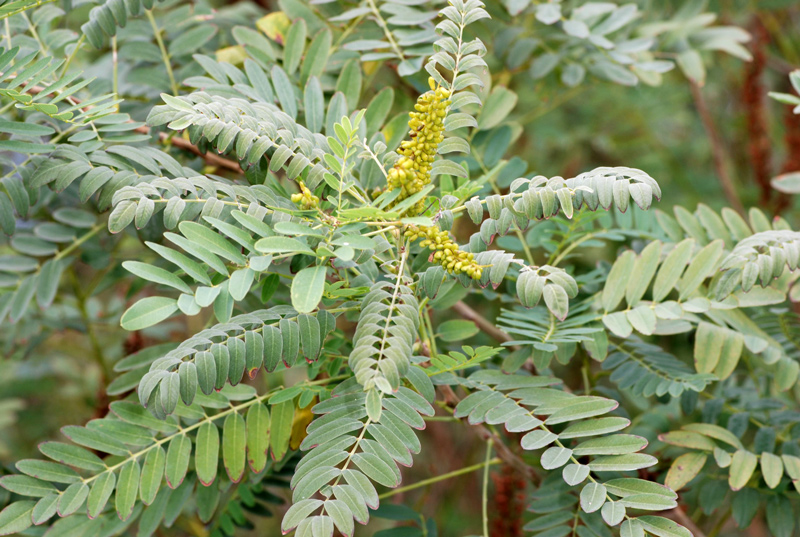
[663,507,707,537]
[437,384,537,480]
[689,81,745,215]
[452,300,518,349]
[25,83,243,173]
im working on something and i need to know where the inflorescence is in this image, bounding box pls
[388,78,450,217]
[389,79,482,280]
[404,225,483,280]
[290,181,319,209]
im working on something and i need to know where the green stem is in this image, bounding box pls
[81,374,347,486]
[55,223,104,262]
[705,507,731,537]
[482,439,493,537]
[365,0,404,62]
[112,36,119,111]
[486,168,534,265]
[0,0,57,23]
[69,268,112,382]
[60,34,85,78]
[146,10,178,95]
[378,457,502,499]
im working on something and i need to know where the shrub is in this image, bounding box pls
[0,0,799,536]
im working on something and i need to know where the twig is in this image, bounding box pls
[689,81,745,215]
[482,439,492,537]
[146,9,178,96]
[662,507,706,537]
[452,300,517,349]
[438,384,536,480]
[378,457,502,499]
[24,83,243,173]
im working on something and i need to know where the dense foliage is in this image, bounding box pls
[0,0,799,536]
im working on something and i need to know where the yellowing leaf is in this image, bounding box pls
[257,12,291,44]
[216,45,248,66]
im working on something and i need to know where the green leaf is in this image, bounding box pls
[602,250,635,311]
[196,422,220,486]
[324,499,354,537]
[165,435,192,488]
[351,453,397,487]
[31,494,58,525]
[766,496,794,537]
[541,447,572,470]
[626,305,656,336]
[16,460,80,484]
[520,429,557,450]
[620,519,645,537]
[179,221,247,265]
[659,431,716,451]
[676,49,705,85]
[782,454,800,493]
[0,501,35,535]
[652,239,694,302]
[580,482,606,513]
[246,403,270,473]
[56,482,88,516]
[625,241,661,307]
[300,29,331,83]
[619,493,677,511]
[562,463,590,486]
[121,297,179,331]
[108,201,136,233]
[170,26,218,56]
[255,236,315,255]
[87,472,115,519]
[115,459,140,521]
[605,478,677,500]
[437,320,479,342]
[588,454,657,472]
[728,449,757,491]
[681,423,743,449]
[545,398,618,425]
[140,446,166,505]
[572,435,647,456]
[678,240,723,300]
[771,172,800,194]
[543,283,569,321]
[637,516,692,537]
[336,59,362,110]
[0,475,57,497]
[477,86,517,130]
[123,261,192,294]
[271,399,294,461]
[365,87,394,135]
[284,19,307,75]
[601,501,625,526]
[272,65,298,119]
[282,499,324,533]
[36,258,65,309]
[223,413,247,483]
[760,452,783,489]
[147,242,212,285]
[291,265,326,313]
[304,76,324,133]
[61,426,128,455]
[560,417,630,439]
[111,401,178,434]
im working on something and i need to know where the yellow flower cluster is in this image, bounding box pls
[404,225,483,280]
[290,181,319,209]
[387,80,479,279]
[387,78,450,216]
